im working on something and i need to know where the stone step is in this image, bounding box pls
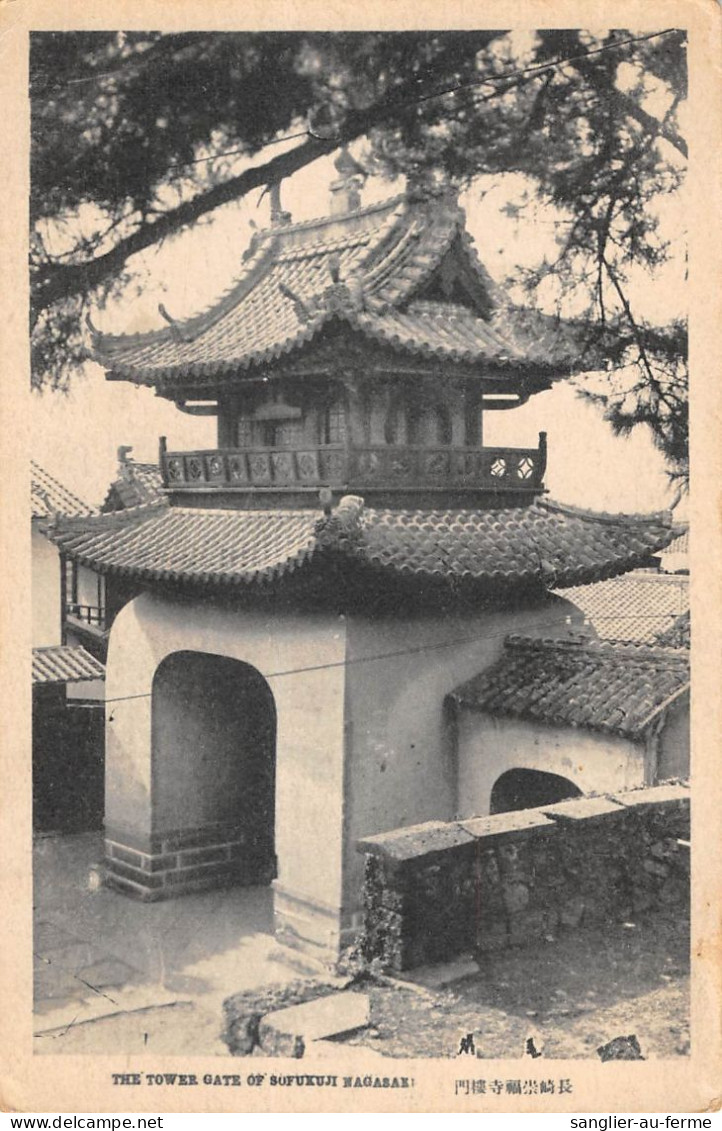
[397,954,479,990]
[259,992,370,1057]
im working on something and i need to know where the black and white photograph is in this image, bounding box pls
[3,3,720,1115]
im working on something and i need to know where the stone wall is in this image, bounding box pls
[358,783,689,971]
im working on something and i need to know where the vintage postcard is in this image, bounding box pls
[1,0,720,1115]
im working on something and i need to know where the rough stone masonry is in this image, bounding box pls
[358,782,690,971]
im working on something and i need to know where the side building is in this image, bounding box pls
[31,462,106,831]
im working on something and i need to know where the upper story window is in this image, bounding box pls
[407,403,452,446]
[237,417,254,447]
[384,400,401,445]
[322,401,347,445]
[236,415,304,448]
[64,560,106,627]
[435,405,452,446]
[268,419,304,448]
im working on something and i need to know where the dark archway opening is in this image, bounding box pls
[490,768,582,815]
[152,651,276,886]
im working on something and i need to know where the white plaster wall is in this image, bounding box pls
[67,678,105,702]
[657,701,690,781]
[343,594,583,909]
[456,712,646,819]
[32,527,61,647]
[105,592,348,910]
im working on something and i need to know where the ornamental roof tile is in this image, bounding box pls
[558,572,689,644]
[450,635,690,739]
[32,645,105,685]
[51,496,678,592]
[664,527,689,556]
[102,459,166,512]
[89,193,556,385]
[31,461,96,519]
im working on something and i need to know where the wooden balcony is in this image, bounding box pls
[160,433,546,500]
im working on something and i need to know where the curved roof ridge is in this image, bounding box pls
[262,192,407,238]
[85,191,598,384]
[458,227,509,308]
[94,236,280,357]
[540,497,676,527]
[503,632,690,665]
[95,196,410,355]
[362,198,464,306]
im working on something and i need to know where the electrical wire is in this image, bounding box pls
[101,606,688,707]
[38,29,682,175]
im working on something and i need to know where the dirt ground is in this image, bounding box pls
[39,911,689,1060]
[342,914,690,1060]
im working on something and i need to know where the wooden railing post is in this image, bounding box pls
[158,435,168,487]
[538,431,548,481]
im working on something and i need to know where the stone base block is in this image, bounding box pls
[273,882,360,967]
[104,823,275,900]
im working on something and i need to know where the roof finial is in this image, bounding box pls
[85,312,103,345]
[330,146,365,215]
[117,445,133,472]
[269,181,292,226]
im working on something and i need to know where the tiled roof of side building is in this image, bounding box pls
[654,609,690,649]
[450,635,690,740]
[51,496,679,592]
[32,645,105,685]
[31,461,96,519]
[89,192,567,386]
[558,572,689,644]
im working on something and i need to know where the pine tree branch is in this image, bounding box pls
[32,32,504,316]
[566,55,687,158]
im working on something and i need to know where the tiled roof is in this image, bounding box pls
[54,507,322,584]
[32,645,105,685]
[90,193,560,385]
[102,460,166,512]
[664,527,689,556]
[450,635,690,739]
[659,524,689,573]
[350,501,677,588]
[654,610,690,649]
[558,572,689,644]
[31,461,95,519]
[52,496,678,592]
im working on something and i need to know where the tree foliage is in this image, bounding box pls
[30,28,688,478]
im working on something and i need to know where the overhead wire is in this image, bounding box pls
[101,606,689,707]
[38,29,682,174]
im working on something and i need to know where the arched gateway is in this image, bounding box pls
[151,652,276,888]
[490,768,582,815]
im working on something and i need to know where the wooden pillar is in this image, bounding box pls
[217,397,236,448]
[369,385,388,445]
[464,385,483,447]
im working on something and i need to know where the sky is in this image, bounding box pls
[31,146,685,515]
